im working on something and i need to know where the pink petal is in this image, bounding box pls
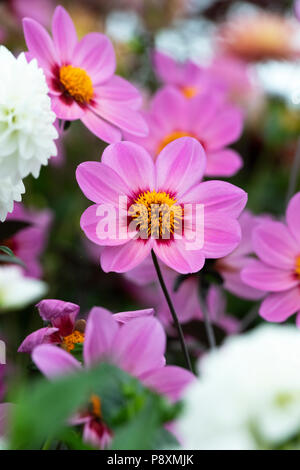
[95,75,142,109]
[81,110,122,143]
[114,309,154,323]
[241,259,298,292]
[73,32,116,84]
[154,239,205,274]
[153,50,182,85]
[205,149,243,177]
[32,344,81,379]
[80,204,128,247]
[36,299,80,336]
[201,106,243,151]
[51,6,77,64]
[112,317,166,377]
[76,161,129,205]
[286,192,300,244]
[181,180,247,218]
[23,17,59,74]
[221,269,266,300]
[150,86,187,127]
[253,221,298,270]
[100,240,152,273]
[155,137,206,198]
[202,214,242,258]
[18,327,59,353]
[51,95,85,121]
[92,99,148,137]
[142,366,195,402]
[84,307,119,368]
[101,141,155,194]
[259,287,300,323]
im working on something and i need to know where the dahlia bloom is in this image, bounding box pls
[242,193,300,323]
[32,308,194,448]
[76,137,247,274]
[0,46,57,183]
[5,203,52,278]
[126,87,243,177]
[23,6,148,143]
[153,50,226,100]
[178,325,300,450]
[0,178,24,222]
[215,210,268,300]
[0,266,47,312]
[18,298,154,353]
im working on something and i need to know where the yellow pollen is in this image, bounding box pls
[296,256,300,277]
[90,394,102,419]
[62,330,85,352]
[59,65,93,104]
[181,86,198,99]
[129,190,183,240]
[157,130,195,154]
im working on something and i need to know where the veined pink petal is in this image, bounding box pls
[92,99,148,137]
[80,204,128,247]
[51,95,85,121]
[181,180,247,218]
[81,110,122,143]
[23,17,59,74]
[94,76,142,109]
[142,366,195,402]
[201,106,243,151]
[52,6,77,64]
[153,239,205,274]
[18,327,59,353]
[155,137,206,198]
[253,221,298,270]
[73,32,116,85]
[205,149,243,177]
[76,161,129,205]
[286,192,300,244]
[241,259,298,292]
[114,309,154,323]
[100,240,153,273]
[101,142,155,194]
[32,344,81,379]
[84,307,119,368]
[202,214,242,258]
[259,287,300,323]
[112,317,166,377]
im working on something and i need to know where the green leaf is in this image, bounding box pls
[0,246,14,256]
[0,254,26,268]
[0,220,31,240]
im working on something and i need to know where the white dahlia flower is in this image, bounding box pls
[179,325,300,450]
[0,266,47,311]
[0,177,25,222]
[0,46,57,183]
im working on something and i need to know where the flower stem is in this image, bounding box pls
[198,292,216,350]
[286,137,300,205]
[151,250,193,373]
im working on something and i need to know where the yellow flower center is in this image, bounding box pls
[59,65,94,104]
[157,130,195,154]
[296,256,300,278]
[129,190,183,240]
[90,394,102,419]
[181,86,198,99]
[62,330,85,352]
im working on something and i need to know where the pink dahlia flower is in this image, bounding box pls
[242,193,300,323]
[76,137,247,274]
[5,203,52,278]
[22,6,148,143]
[152,50,226,100]
[32,308,194,448]
[18,298,154,353]
[125,86,244,177]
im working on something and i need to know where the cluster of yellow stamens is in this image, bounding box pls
[59,65,94,104]
[129,190,183,240]
[157,130,195,154]
[296,256,300,278]
[62,330,85,352]
[90,394,102,419]
[181,86,198,99]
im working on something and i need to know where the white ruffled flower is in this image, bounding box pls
[179,325,300,450]
[0,177,25,222]
[0,46,57,183]
[0,266,47,311]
